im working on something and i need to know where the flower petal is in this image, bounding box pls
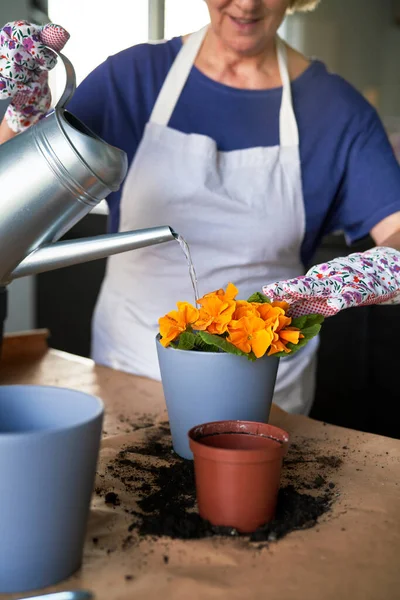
[233,301,259,320]
[158,315,181,346]
[176,301,199,325]
[279,327,301,345]
[228,332,252,353]
[252,327,274,358]
[224,282,239,301]
[272,300,290,312]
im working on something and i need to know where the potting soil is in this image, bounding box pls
[99,420,342,544]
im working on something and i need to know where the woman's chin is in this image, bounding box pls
[222,35,272,56]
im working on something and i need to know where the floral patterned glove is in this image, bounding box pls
[0,20,70,132]
[262,246,400,318]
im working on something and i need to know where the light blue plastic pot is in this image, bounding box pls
[156,336,279,459]
[0,385,104,593]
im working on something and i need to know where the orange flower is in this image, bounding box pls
[195,283,238,335]
[246,303,303,355]
[227,315,274,358]
[268,322,303,355]
[271,300,291,313]
[159,283,309,358]
[275,313,293,331]
[232,300,260,320]
[195,296,236,335]
[159,302,199,347]
[256,303,289,329]
[268,336,291,355]
[200,282,238,303]
[279,328,302,345]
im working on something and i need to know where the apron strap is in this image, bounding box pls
[276,37,299,147]
[149,26,208,125]
[150,27,299,148]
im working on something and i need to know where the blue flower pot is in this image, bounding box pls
[156,336,279,459]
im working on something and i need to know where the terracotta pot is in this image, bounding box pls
[189,420,289,533]
[156,335,279,459]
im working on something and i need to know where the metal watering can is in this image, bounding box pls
[0,51,176,287]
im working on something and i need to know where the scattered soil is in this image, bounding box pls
[249,486,331,542]
[105,491,120,506]
[118,413,155,433]
[101,422,343,545]
[317,455,343,469]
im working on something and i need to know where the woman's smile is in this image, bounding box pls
[228,14,264,33]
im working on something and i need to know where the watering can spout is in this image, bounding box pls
[9,226,177,280]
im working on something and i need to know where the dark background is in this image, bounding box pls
[35,215,400,441]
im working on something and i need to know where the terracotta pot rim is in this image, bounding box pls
[156,335,279,360]
[188,420,289,463]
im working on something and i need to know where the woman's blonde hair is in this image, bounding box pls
[287,0,321,13]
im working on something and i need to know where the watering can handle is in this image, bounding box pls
[48,50,77,110]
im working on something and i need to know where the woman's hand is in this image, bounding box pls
[263,247,400,317]
[0,21,70,132]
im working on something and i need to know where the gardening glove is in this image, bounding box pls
[0,20,70,132]
[262,246,400,318]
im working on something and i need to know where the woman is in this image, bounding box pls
[1,0,400,415]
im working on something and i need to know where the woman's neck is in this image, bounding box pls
[191,29,310,91]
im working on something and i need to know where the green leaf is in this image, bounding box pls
[192,333,216,352]
[305,314,325,326]
[291,313,324,329]
[176,331,196,350]
[197,331,249,357]
[295,323,321,348]
[172,331,222,352]
[290,315,308,329]
[272,315,324,358]
[273,322,323,358]
[247,292,271,304]
[300,322,322,341]
[271,350,291,358]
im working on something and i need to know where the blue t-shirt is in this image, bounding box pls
[66,36,400,266]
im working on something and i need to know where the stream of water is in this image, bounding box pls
[175,234,200,305]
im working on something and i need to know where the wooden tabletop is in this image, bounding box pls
[1,331,399,600]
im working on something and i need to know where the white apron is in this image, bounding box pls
[92,27,318,415]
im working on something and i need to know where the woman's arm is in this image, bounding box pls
[262,206,400,317]
[371,211,400,251]
[263,109,400,316]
